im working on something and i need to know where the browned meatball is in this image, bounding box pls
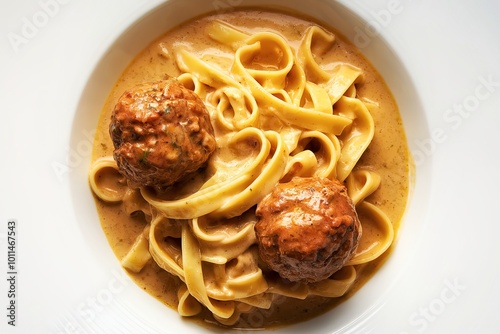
[255,177,361,283]
[110,79,216,189]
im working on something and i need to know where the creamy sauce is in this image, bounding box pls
[91,9,410,330]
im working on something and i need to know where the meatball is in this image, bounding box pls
[255,177,361,283]
[110,79,216,188]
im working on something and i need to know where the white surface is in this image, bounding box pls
[1,0,499,333]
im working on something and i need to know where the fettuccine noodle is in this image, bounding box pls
[89,10,410,328]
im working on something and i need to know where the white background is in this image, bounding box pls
[1,0,499,333]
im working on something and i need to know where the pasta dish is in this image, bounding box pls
[88,9,410,328]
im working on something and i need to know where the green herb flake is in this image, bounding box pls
[139,149,151,165]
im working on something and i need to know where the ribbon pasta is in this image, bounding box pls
[88,17,398,326]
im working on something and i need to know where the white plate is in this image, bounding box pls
[1,0,499,333]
